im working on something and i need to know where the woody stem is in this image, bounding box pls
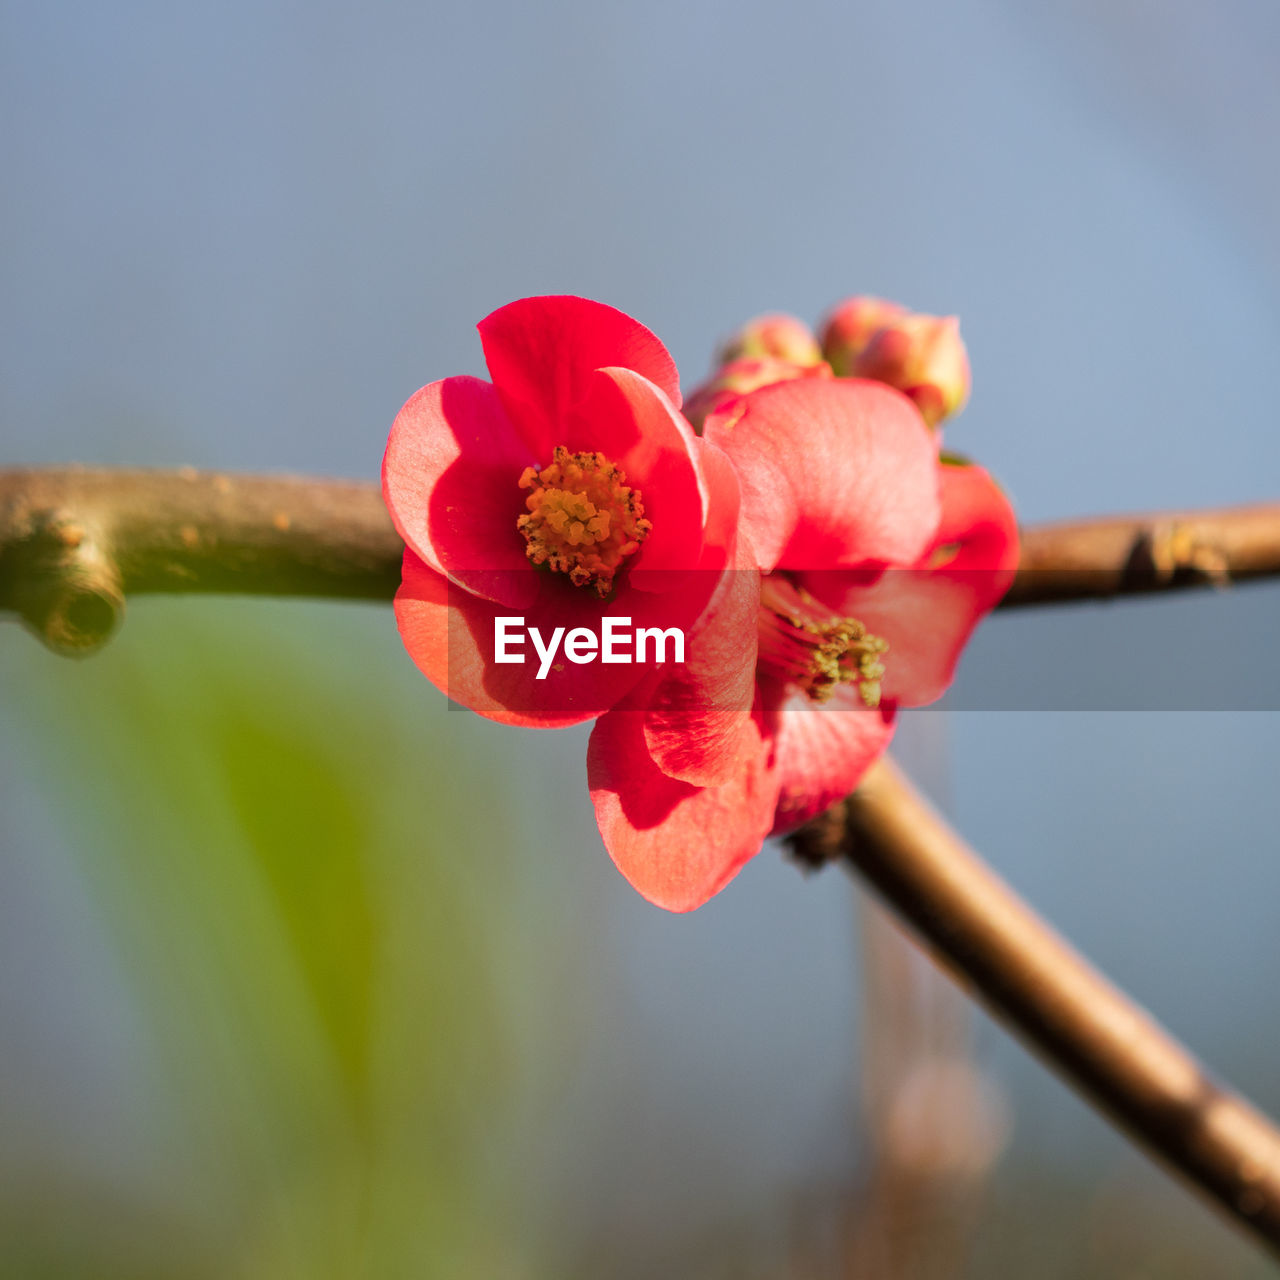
[6,465,1280,1252]
[2,467,1279,654]
[0,469,399,653]
[788,758,1280,1258]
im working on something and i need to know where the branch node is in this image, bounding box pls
[1125,522,1232,592]
[785,798,853,870]
[2,506,124,656]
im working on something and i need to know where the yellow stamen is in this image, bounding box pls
[517,446,652,598]
[757,575,888,708]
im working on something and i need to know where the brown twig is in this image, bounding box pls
[788,758,1280,1258]
[4,468,1279,654]
[0,468,401,653]
[6,466,1280,1249]
[1003,503,1280,607]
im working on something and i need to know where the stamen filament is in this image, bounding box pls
[757,574,888,707]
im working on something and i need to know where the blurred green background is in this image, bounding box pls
[4,0,1280,1275]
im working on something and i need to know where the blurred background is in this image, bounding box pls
[3,0,1280,1275]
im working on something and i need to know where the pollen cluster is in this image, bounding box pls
[517,446,652,598]
[757,575,888,708]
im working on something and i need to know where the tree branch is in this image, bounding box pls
[3,467,1279,654]
[788,759,1280,1258]
[6,467,1280,1248]
[1002,503,1280,607]
[0,468,400,653]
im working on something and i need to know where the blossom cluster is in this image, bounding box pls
[382,296,1018,911]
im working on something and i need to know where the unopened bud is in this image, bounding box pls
[819,296,908,376]
[716,313,823,368]
[684,356,832,432]
[852,313,970,428]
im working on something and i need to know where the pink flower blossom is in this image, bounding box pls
[383,296,742,727]
[589,378,1018,911]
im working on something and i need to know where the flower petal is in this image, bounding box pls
[394,549,650,727]
[478,296,682,458]
[588,709,778,912]
[592,438,756,787]
[563,366,707,580]
[613,594,759,788]
[634,531,761,787]
[382,376,541,609]
[928,459,1020,579]
[762,684,897,833]
[705,377,940,572]
[792,462,1019,708]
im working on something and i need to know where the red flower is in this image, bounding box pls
[382,296,741,727]
[588,378,1018,912]
[383,294,1016,914]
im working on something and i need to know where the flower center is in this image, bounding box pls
[517,446,652,598]
[757,575,888,708]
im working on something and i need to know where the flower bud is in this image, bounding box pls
[852,313,970,429]
[684,356,832,432]
[819,296,908,376]
[716,313,824,368]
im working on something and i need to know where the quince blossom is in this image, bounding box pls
[588,377,1017,911]
[384,295,1016,914]
[382,296,741,727]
